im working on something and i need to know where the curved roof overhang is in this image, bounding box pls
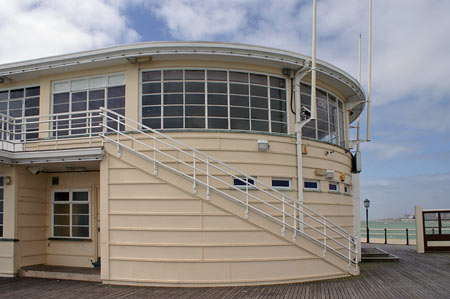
[0,41,365,122]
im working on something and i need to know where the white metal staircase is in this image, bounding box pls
[0,108,358,274]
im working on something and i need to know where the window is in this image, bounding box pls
[272,178,291,188]
[344,185,350,194]
[0,86,40,140]
[329,182,339,192]
[304,180,319,191]
[141,69,288,133]
[0,176,3,237]
[52,74,125,136]
[300,83,345,146]
[233,176,255,187]
[52,190,90,239]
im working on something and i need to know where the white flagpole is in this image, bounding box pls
[366,0,372,141]
[311,0,317,121]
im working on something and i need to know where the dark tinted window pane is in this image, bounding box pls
[54,215,70,225]
[251,97,268,108]
[89,89,105,100]
[73,191,88,201]
[271,110,286,122]
[142,118,160,129]
[54,204,69,214]
[71,101,86,111]
[185,118,205,128]
[185,70,205,80]
[54,93,70,104]
[108,86,125,97]
[233,177,255,186]
[251,108,268,120]
[317,119,328,131]
[251,120,269,131]
[208,82,227,94]
[185,106,204,116]
[300,83,311,94]
[304,181,318,189]
[185,82,205,92]
[0,91,8,100]
[25,97,39,108]
[270,88,286,99]
[54,226,70,237]
[272,122,287,133]
[230,95,248,107]
[164,82,183,93]
[72,226,89,237]
[230,84,249,95]
[301,94,311,106]
[208,118,228,129]
[270,77,285,88]
[26,87,40,97]
[72,92,87,102]
[207,70,227,81]
[163,118,183,128]
[89,100,104,110]
[164,106,183,116]
[250,85,267,97]
[9,100,22,109]
[329,184,338,191]
[185,94,204,104]
[142,71,161,82]
[10,89,24,99]
[208,106,228,117]
[108,97,125,109]
[272,179,290,187]
[142,94,160,106]
[229,71,248,83]
[250,74,267,85]
[317,89,327,100]
[163,70,183,81]
[72,215,89,225]
[54,192,69,201]
[208,94,227,105]
[142,106,160,117]
[231,118,249,130]
[230,107,249,118]
[143,83,161,94]
[164,94,183,104]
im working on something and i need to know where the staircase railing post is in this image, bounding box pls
[116,113,121,157]
[281,196,285,236]
[206,157,210,200]
[88,111,92,147]
[193,151,197,193]
[348,235,351,270]
[293,201,297,242]
[245,179,249,219]
[323,218,327,257]
[101,107,107,146]
[153,133,158,175]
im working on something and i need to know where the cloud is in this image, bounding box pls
[361,173,450,219]
[360,142,414,160]
[0,0,140,64]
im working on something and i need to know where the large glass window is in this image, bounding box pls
[52,190,90,239]
[300,83,346,147]
[141,69,288,133]
[0,86,40,140]
[52,74,125,136]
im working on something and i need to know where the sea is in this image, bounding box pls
[360,219,417,242]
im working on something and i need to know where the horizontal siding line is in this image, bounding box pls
[18,213,47,216]
[109,212,230,216]
[109,196,198,200]
[17,240,47,243]
[109,227,263,232]
[109,181,161,185]
[109,242,289,247]
[46,253,94,258]
[106,272,347,285]
[18,198,46,203]
[303,202,353,206]
[18,225,48,229]
[20,253,46,258]
[135,148,297,157]
[109,256,320,263]
[0,256,13,259]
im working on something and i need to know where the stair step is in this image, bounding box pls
[361,247,400,262]
[18,265,100,282]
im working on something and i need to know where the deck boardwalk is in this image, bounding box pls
[0,244,449,298]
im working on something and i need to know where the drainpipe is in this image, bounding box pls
[294,65,311,233]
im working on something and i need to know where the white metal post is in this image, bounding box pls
[282,196,285,236]
[366,0,372,141]
[323,219,327,257]
[245,179,249,218]
[193,151,197,193]
[153,133,158,175]
[311,0,317,121]
[206,157,210,200]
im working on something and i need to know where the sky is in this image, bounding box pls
[0,0,449,219]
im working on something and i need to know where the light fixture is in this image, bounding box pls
[3,176,11,185]
[257,140,269,152]
[364,198,370,243]
[364,198,370,209]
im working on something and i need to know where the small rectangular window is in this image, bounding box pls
[233,176,255,187]
[272,178,291,188]
[304,180,319,191]
[329,183,339,192]
[52,190,90,239]
[344,185,350,194]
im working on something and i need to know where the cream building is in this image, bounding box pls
[0,42,365,286]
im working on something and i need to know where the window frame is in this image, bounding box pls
[139,68,289,134]
[51,189,91,239]
[271,177,292,189]
[233,176,257,189]
[344,184,351,194]
[304,179,320,191]
[328,182,339,193]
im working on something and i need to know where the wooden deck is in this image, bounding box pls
[1,244,449,298]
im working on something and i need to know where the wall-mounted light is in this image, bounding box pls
[257,140,269,152]
[3,176,11,185]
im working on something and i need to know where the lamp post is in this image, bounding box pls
[364,198,370,243]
